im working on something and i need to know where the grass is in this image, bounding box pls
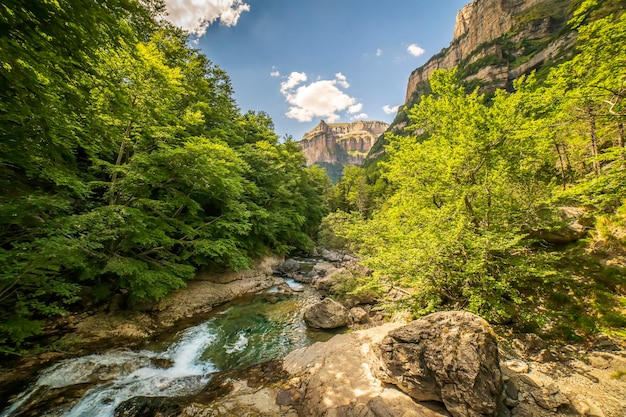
[610,369,626,379]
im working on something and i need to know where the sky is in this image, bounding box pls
[162,0,470,141]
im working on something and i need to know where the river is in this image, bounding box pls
[1,278,336,417]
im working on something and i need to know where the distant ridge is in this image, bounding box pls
[296,120,389,182]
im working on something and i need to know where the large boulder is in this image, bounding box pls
[528,206,588,244]
[275,258,301,275]
[303,298,349,329]
[378,311,503,417]
[282,323,448,417]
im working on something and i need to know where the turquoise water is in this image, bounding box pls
[1,283,336,417]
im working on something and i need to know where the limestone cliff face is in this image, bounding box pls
[297,120,388,169]
[404,0,576,103]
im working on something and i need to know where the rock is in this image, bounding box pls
[282,323,448,417]
[349,307,369,324]
[276,258,300,274]
[290,273,312,284]
[532,349,554,363]
[303,298,349,329]
[517,373,543,389]
[504,379,519,400]
[513,333,548,358]
[320,248,344,263]
[524,333,547,353]
[593,334,622,351]
[114,396,182,417]
[528,207,588,244]
[504,398,519,408]
[312,261,337,277]
[530,383,569,411]
[296,121,389,183]
[569,397,606,417]
[313,268,345,293]
[379,311,503,417]
[503,359,529,374]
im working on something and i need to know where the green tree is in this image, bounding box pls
[348,69,559,321]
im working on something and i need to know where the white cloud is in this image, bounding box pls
[270,70,281,77]
[280,71,308,94]
[383,104,400,114]
[335,73,349,88]
[163,0,250,36]
[348,103,363,114]
[351,112,369,120]
[407,43,425,57]
[281,73,363,123]
[376,48,383,57]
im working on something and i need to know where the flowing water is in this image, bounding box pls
[1,279,333,417]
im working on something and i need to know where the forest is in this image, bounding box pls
[0,0,329,354]
[323,1,626,340]
[0,0,625,356]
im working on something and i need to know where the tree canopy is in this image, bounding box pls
[324,5,626,338]
[0,0,328,354]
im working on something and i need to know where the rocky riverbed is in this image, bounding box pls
[1,249,625,417]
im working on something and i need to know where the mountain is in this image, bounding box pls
[296,120,389,182]
[367,0,587,160]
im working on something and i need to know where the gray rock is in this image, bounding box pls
[504,398,519,408]
[114,396,182,417]
[312,261,337,276]
[349,307,369,323]
[303,298,349,329]
[528,206,588,244]
[379,311,503,417]
[276,258,300,274]
[530,383,569,411]
[320,248,344,263]
[593,334,622,351]
[504,379,519,400]
[313,268,345,293]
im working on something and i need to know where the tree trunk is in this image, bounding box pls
[109,120,133,205]
[555,142,567,190]
[589,111,600,175]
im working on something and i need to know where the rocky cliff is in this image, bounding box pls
[404,0,577,104]
[297,120,388,181]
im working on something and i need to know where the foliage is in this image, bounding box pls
[320,5,626,335]
[0,1,329,354]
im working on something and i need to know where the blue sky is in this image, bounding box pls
[163,0,469,140]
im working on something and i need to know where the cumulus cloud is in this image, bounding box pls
[348,103,363,114]
[383,104,400,114]
[281,73,363,123]
[376,48,383,57]
[280,72,307,94]
[351,112,369,120]
[270,70,280,77]
[163,0,250,36]
[335,73,349,88]
[407,43,425,57]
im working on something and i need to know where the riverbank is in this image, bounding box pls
[0,255,286,408]
[1,251,625,417]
